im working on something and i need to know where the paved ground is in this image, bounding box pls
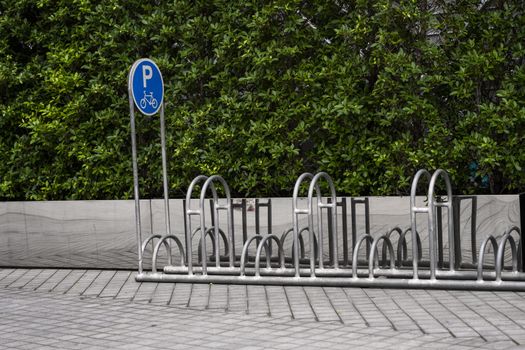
[1,268,525,349]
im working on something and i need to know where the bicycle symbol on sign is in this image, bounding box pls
[140,91,158,109]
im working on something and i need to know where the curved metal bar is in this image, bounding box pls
[199,176,228,274]
[185,175,208,275]
[505,226,524,271]
[281,228,306,260]
[240,235,267,276]
[495,231,519,282]
[428,169,455,276]
[140,234,171,272]
[352,234,374,278]
[477,235,498,281]
[141,234,165,257]
[196,227,230,263]
[255,234,285,277]
[308,172,338,271]
[292,172,314,277]
[384,227,404,267]
[207,175,235,267]
[299,227,317,261]
[368,235,396,279]
[151,235,186,273]
[398,228,423,266]
[410,169,432,280]
[203,175,234,267]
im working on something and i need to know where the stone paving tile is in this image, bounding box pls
[112,271,139,300]
[323,287,366,325]
[246,285,270,316]
[149,281,175,305]
[266,285,293,318]
[168,282,192,306]
[207,283,228,310]
[283,286,316,320]
[227,284,248,312]
[188,282,209,308]
[49,269,87,294]
[97,270,132,298]
[3,268,525,349]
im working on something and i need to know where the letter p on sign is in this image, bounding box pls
[142,65,153,88]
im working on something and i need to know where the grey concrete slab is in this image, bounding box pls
[3,268,525,348]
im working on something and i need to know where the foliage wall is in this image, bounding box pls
[0,0,524,200]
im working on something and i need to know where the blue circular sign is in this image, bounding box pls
[129,58,164,116]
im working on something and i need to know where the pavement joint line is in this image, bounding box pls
[458,291,520,345]
[302,286,320,322]
[225,284,230,312]
[48,269,74,292]
[18,269,44,290]
[185,283,194,308]
[341,287,370,327]
[0,269,18,283]
[424,289,487,342]
[383,289,426,334]
[205,283,212,309]
[321,287,344,324]
[245,284,249,314]
[33,269,60,291]
[128,279,142,302]
[4,268,30,288]
[166,282,176,306]
[283,286,296,320]
[492,290,525,315]
[361,288,397,331]
[264,285,272,317]
[78,269,103,296]
[96,270,119,298]
[112,270,132,299]
[147,282,159,303]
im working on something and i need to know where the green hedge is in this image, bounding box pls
[1,0,524,200]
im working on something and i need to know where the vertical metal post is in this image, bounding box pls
[129,94,143,274]
[328,197,347,266]
[437,206,443,268]
[351,199,357,251]
[182,199,188,263]
[341,198,348,266]
[519,192,525,272]
[231,198,248,259]
[427,198,437,280]
[351,198,370,255]
[470,196,477,265]
[267,199,273,235]
[255,199,260,235]
[453,196,475,267]
[327,198,334,265]
[255,199,272,253]
[159,104,171,236]
[452,196,458,267]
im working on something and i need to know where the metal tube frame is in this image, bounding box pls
[136,169,525,291]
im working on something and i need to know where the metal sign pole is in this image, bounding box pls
[129,87,143,274]
[129,58,166,274]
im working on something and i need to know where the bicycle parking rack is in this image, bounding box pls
[134,166,525,290]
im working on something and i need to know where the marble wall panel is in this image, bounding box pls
[0,195,521,269]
